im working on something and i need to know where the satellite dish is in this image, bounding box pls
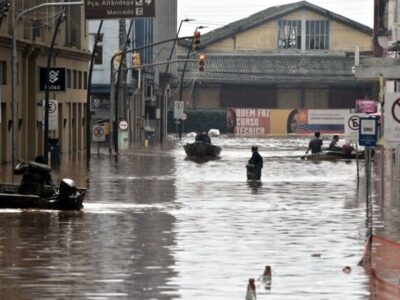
[378,36,389,49]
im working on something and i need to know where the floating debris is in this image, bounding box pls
[343,266,352,273]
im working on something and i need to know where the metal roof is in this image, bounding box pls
[178,53,359,84]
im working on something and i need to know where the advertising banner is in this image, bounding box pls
[296,109,349,134]
[226,108,350,136]
[355,99,377,113]
[227,108,270,136]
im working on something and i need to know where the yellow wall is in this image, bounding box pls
[331,20,371,52]
[277,89,301,108]
[204,8,371,52]
[305,89,329,108]
[195,86,220,108]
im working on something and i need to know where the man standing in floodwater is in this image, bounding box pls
[306,131,323,154]
[246,146,263,180]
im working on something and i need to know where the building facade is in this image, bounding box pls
[0,1,90,163]
[175,1,374,112]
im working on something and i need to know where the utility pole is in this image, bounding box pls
[86,20,104,163]
[44,9,66,163]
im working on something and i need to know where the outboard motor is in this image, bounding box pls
[59,178,77,199]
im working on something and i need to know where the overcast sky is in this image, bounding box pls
[177,0,374,36]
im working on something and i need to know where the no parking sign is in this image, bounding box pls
[93,125,105,142]
[385,93,400,147]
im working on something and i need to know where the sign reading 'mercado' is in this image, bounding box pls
[85,0,155,19]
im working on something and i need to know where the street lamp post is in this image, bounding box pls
[159,18,193,143]
[11,1,83,170]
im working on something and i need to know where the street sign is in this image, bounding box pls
[85,0,155,20]
[119,120,128,131]
[359,117,377,147]
[174,101,184,119]
[344,112,368,144]
[39,68,66,91]
[384,93,400,147]
[49,99,58,131]
[92,125,105,142]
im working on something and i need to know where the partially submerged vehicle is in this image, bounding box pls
[0,161,86,210]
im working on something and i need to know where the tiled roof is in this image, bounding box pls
[177,53,358,84]
[179,1,372,48]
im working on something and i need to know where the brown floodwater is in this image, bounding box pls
[0,135,398,299]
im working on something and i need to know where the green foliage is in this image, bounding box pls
[168,109,228,133]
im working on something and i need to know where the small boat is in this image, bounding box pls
[184,141,222,158]
[300,150,366,161]
[0,179,86,210]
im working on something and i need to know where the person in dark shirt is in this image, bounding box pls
[247,146,263,180]
[306,131,323,154]
[329,135,341,151]
[195,132,211,144]
[17,155,52,196]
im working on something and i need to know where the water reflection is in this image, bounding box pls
[0,135,383,299]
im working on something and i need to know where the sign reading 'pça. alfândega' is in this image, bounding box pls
[85,0,155,20]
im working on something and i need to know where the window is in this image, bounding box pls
[15,0,24,13]
[65,6,81,47]
[78,71,82,89]
[92,33,103,65]
[306,20,330,50]
[278,20,301,49]
[83,72,88,90]
[67,69,71,89]
[73,70,77,89]
[32,19,43,40]
[0,61,6,84]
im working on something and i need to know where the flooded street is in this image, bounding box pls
[0,136,381,299]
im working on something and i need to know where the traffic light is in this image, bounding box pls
[193,31,201,51]
[132,52,141,67]
[198,53,206,72]
[113,49,123,68]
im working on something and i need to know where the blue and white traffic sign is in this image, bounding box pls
[359,117,377,147]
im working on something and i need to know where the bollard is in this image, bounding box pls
[245,278,256,300]
[144,139,148,148]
